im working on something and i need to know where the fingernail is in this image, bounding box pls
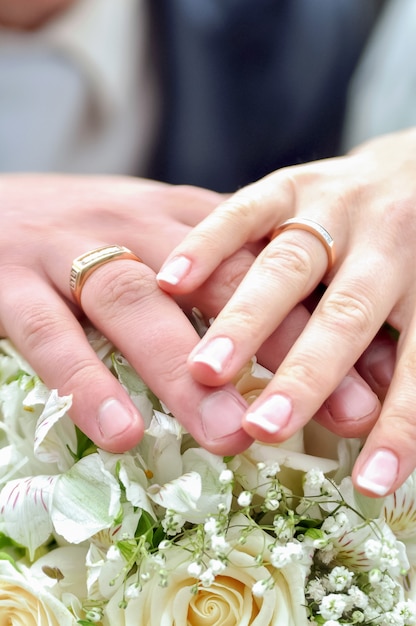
[325,376,378,421]
[199,390,247,440]
[157,256,192,285]
[191,337,234,374]
[245,394,292,433]
[366,343,395,388]
[97,398,136,439]
[356,449,399,496]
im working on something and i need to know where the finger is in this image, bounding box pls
[0,267,145,452]
[185,222,342,386]
[156,172,296,290]
[74,255,252,456]
[352,319,416,496]
[238,257,397,443]
[354,327,397,401]
[183,253,382,437]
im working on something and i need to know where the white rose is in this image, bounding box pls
[104,516,309,626]
[0,559,76,625]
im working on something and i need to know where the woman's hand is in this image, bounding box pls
[157,128,416,497]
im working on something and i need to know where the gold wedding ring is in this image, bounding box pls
[270,217,335,272]
[70,245,143,306]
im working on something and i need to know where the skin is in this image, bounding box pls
[0,174,388,461]
[157,128,416,498]
[0,0,73,29]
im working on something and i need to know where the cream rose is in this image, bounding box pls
[0,560,76,626]
[104,517,309,626]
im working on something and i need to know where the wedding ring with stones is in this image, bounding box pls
[70,245,143,306]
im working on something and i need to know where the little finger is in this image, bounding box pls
[353,321,416,496]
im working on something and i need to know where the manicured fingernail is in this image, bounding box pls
[157,256,192,285]
[97,398,136,439]
[366,343,395,387]
[199,390,248,440]
[191,337,234,374]
[325,376,378,421]
[356,449,399,496]
[245,394,292,433]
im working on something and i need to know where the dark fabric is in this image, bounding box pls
[149,0,380,192]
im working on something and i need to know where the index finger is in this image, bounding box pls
[156,172,294,290]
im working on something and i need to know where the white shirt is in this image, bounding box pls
[343,0,416,150]
[0,0,159,174]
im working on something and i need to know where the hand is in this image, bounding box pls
[0,174,386,461]
[0,174,255,455]
[157,128,416,497]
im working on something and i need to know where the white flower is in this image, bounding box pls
[238,490,253,507]
[327,566,354,592]
[104,515,309,626]
[0,453,121,558]
[31,388,77,472]
[0,559,76,625]
[319,593,348,620]
[148,448,232,524]
[219,469,234,485]
[187,561,203,578]
[347,585,369,609]
[270,541,306,568]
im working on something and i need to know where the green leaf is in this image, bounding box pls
[304,528,326,540]
[0,552,20,569]
[136,510,156,539]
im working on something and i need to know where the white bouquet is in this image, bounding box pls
[0,326,415,626]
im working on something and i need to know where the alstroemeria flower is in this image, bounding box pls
[141,410,184,486]
[0,374,76,483]
[0,453,121,558]
[30,387,76,472]
[98,449,155,517]
[148,448,232,524]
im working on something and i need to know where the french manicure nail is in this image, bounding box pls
[192,337,234,374]
[97,398,136,439]
[326,376,378,421]
[199,390,247,440]
[245,394,292,433]
[157,256,192,285]
[356,449,399,496]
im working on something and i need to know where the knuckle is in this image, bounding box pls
[92,265,156,312]
[219,188,260,222]
[60,356,102,394]
[380,198,416,254]
[321,288,375,338]
[282,355,327,392]
[17,305,65,353]
[262,239,314,283]
[204,250,253,300]
[152,351,189,387]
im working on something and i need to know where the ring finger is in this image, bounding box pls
[56,240,252,454]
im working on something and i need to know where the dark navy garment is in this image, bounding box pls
[150,0,380,192]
